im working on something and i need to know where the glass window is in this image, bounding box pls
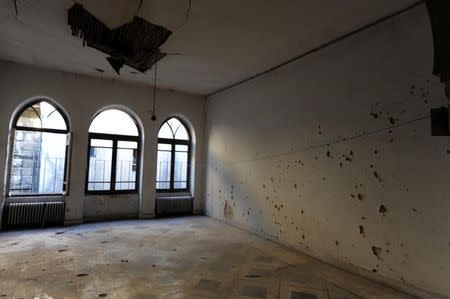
[174,150,188,189]
[116,141,138,190]
[89,109,138,136]
[156,144,172,190]
[16,101,67,131]
[9,101,69,196]
[118,141,138,149]
[158,123,173,139]
[86,109,140,193]
[88,139,113,191]
[157,117,189,140]
[156,118,191,191]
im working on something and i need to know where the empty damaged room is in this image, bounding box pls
[0,0,449,298]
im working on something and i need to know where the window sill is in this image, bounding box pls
[8,193,66,197]
[156,192,192,200]
[6,195,65,204]
[85,191,139,196]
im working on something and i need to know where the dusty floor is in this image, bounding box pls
[0,216,415,299]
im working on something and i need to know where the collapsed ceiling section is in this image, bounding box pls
[68,3,172,74]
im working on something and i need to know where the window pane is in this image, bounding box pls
[175,145,188,152]
[115,148,137,190]
[174,182,187,189]
[156,182,170,189]
[158,123,173,139]
[168,118,189,140]
[167,118,182,130]
[174,124,189,140]
[88,145,112,191]
[16,101,67,131]
[16,107,41,128]
[158,143,171,151]
[10,130,67,195]
[158,118,189,140]
[118,141,138,149]
[89,109,138,136]
[156,146,172,189]
[174,151,188,189]
[91,139,113,147]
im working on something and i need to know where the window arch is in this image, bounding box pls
[9,100,70,196]
[86,109,141,194]
[156,117,191,192]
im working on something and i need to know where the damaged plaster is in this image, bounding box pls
[205,6,450,299]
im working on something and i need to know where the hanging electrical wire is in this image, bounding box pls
[136,0,143,15]
[185,0,192,24]
[151,52,158,122]
[13,0,18,17]
[135,0,190,25]
[174,0,192,30]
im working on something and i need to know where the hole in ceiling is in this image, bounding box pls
[95,68,105,73]
[68,3,172,75]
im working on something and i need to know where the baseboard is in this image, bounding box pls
[64,218,83,226]
[139,213,156,219]
[83,213,139,223]
[208,215,448,299]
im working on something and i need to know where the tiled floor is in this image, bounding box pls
[0,216,415,298]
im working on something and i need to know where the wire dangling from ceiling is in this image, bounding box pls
[151,52,158,122]
[13,0,19,17]
[136,0,143,15]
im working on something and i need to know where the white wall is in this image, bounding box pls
[205,5,450,299]
[0,61,206,223]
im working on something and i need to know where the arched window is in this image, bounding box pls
[9,101,70,196]
[86,109,141,193]
[156,117,191,192]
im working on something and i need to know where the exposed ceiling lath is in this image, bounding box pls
[68,3,172,74]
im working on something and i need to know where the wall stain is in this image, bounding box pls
[223,201,233,220]
[373,171,383,182]
[370,112,380,119]
[379,205,387,216]
[372,246,383,260]
[359,225,365,237]
[388,117,399,125]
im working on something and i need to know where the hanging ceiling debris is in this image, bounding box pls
[68,3,172,74]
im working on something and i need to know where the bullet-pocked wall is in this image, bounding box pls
[205,6,450,299]
[0,61,206,224]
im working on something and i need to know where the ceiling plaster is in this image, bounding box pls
[0,0,419,95]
